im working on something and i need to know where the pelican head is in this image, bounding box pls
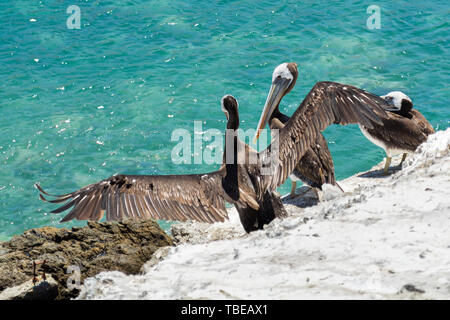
[221,94,239,130]
[221,94,239,119]
[254,62,298,142]
[381,91,413,114]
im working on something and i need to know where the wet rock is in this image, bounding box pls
[0,219,173,299]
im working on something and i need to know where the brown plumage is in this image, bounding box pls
[37,95,286,233]
[257,63,339,196]
[37,171,229,223]
[270,118,336,190]
[38,80,389,231]
[255,63,386,192]
[257,80,389,192]
[359,91,435,173]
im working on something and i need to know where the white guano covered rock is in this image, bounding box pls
[77,128,450,300]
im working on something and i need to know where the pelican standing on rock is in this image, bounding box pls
[37,95,287,233]
[255,62,341,197]
[38,81,390,232]
[359,91,435,174]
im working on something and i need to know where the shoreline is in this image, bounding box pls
[1,129,449,300]
[78,128,450,300]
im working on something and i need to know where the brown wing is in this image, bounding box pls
[271,117,336,187]
[410,109,435,136]
[260,81,389,190]
[36,169,228,223]
[364,109,435,152]
[313,133,336,184]
[295,132,336,186]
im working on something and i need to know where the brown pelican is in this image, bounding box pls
[359,91,435,174]
[255,62,341,197]
[37,95,286,233]
[38,83,389,232]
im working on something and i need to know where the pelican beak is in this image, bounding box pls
[385,107,400,112]
[253,77,291,143]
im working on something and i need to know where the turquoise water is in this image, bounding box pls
[0,1,449,241]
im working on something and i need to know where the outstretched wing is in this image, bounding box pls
[261,81,389,190]
[270,118,336,187]
[36,170,228,223]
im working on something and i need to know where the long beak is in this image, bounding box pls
[385,107,401,112]
[253,77,290,143]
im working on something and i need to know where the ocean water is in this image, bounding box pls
[0,0,448,241]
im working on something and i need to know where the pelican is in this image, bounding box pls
[255,62,341,197]
[359,91,435,174]
[37,95,286,233]
[38,83,389,232]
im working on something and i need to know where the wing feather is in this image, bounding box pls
[261,81,389,190]
[36,169,228,223]
[90,193,103,221]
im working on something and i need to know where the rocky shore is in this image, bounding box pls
[77,129,450,300]
[1,129,449,300]
[0,219,173,299]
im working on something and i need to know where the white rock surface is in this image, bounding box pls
[0,275,58,300]
[77,129,450,300]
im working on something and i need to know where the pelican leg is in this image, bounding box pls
[383,157,392,175]
[399,153,407,166]
[290,181,297,197]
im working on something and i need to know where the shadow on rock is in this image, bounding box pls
[0,219,173,300]
[281,186,319,208]
[357,165,402,179]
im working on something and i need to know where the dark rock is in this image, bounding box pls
[401,284,425,294]
[0,219,173,300]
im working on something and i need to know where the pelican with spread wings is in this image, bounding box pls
[255,63,342,197]
[37,81,389,232]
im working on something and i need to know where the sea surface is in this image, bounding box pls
[0,0,448,241]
